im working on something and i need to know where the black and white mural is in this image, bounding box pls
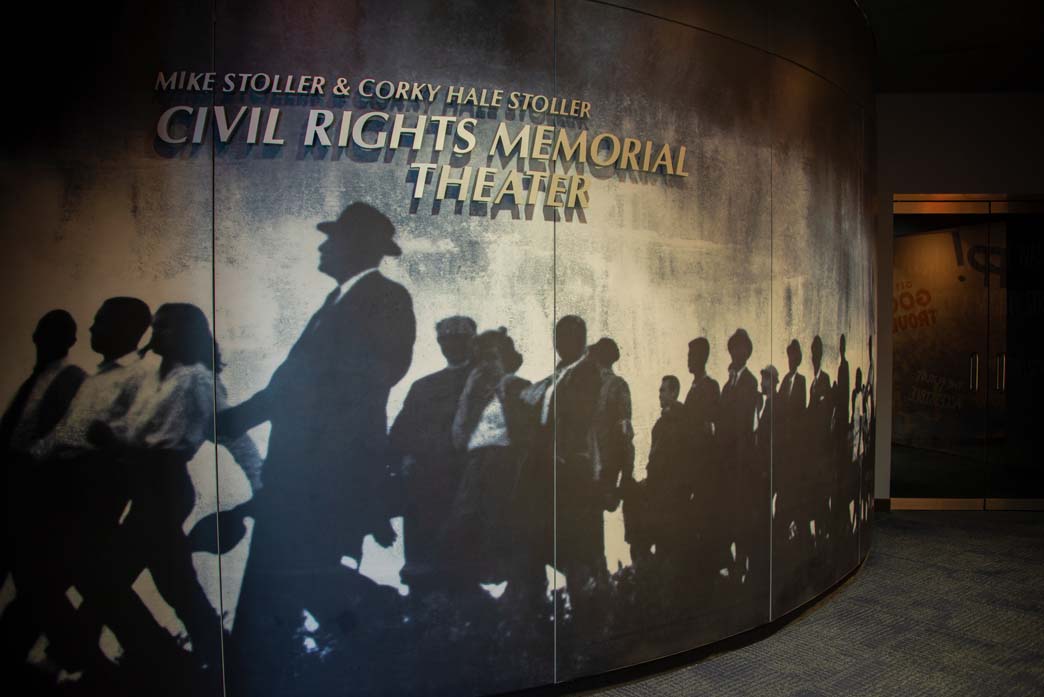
[0,1,876,695]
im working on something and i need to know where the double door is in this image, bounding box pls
[891,198,1044,506]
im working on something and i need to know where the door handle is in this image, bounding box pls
[970,353,980,391]
[995,353,1006,392]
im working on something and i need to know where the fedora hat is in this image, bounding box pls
[316,202,402,257]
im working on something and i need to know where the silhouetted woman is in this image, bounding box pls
[446,328,530,595]
[88,303,234,683]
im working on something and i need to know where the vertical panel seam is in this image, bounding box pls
[209,1,227,694]
[768,67,774,622]
[552,0,559,684]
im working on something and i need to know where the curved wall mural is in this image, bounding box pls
[0,1,876,695]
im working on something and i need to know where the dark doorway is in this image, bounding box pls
[890,195,1044,508]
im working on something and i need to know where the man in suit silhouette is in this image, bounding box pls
[778,339,808,442]
[808,335,832,437]
[1,310,85,679]
[588,338,634,516]
[717,329,763,587]
[756,364,778,460]
[681,337,719,565]
[718,329,759,463]
[643,374,689,575]
[388,315,475,601]
[774,339,808,583]
[835,334,850,440]
[520,316,606,622]
[1,310,85,455]
[807,335,833,547]
[683,337,719,453]
[219,202,415,693]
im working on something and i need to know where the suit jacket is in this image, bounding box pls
[835,358,850,431]
[1,361,85,455]
[777,370,807,444]
[809,369,833,434]
[646,401,688,496]
[683,373,720,456]
[555,356,603,464]
[755,394,772,463]
[389,362,470,551]
[514,355,604,557]
[521,356,602,464]
[390,363,470,469]
[228,270,415,561]
[718,366,759,460]
[591,367,634,494]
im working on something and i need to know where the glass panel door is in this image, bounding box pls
[989,213,1044,500]
[891,216,990,498]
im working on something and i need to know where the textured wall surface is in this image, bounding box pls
[0,2,875,695]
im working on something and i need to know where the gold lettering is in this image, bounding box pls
[675,145,689,177]
[527,171,549,206]
[651,143,674,174]
[546,173,568,207]
[590,133,621,167]
[389,114,427,150]
[532,125,555,160]
[619,138,642,171]
[567,175,590,208]
[435,165,473,200]
[473,167,498,202]
[409,163,438,198]
[494,170,526,205]
[489,122,531,159]
[454,118,477,154]
[552,129,587,164]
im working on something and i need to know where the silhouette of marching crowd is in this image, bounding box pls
[0,202,875,695]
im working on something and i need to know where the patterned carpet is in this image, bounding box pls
[544,511,1044,696]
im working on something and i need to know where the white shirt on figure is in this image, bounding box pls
[32,353,151,460]
[468,396,510,450]
[109,360,264,487]
[540,357,584,425]
[113,362,214,455]
[334,267,378,304]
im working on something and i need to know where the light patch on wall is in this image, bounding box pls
[0,573,16,617]
[131,569,189,645]
[358,517,408,596]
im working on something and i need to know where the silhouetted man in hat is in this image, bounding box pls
[219,202,415,695]
[388,315,476,601]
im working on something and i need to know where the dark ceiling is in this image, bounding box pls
[857,0,1044,92]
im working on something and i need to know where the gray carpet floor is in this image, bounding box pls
[568,511,1044,696]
